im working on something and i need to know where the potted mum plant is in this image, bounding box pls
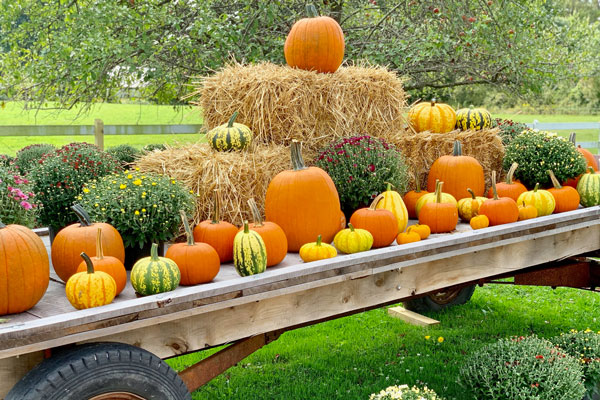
[0,165,37,227]
[79,169,195,268]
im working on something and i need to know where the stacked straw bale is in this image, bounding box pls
[190,62,408,154]
[135,141,312,225]
[390,128,505,193]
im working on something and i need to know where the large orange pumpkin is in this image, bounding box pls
[427,140,485,200]
[76,228,127,295]
[265,140,341,252]
[284,4,345,73]
[243,198,288,267]
[0,220,49,315]
[478,171,519,226]
[193,190,238,263]
[167,211,220,285]
[407,99,456,133]
[51,204,125,283]
[488,162,527,201]
[349,194,397,248]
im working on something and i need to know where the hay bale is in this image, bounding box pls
[135,142,306,225]
[390,128,505,193]
[189,62,407,154]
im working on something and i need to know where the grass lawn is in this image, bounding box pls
[167,282,600,399]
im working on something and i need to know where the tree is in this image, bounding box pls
[0,0,598,108]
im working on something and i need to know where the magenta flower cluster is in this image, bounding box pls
[0,168,37,226]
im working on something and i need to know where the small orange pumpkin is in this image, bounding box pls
[167,211,220,285]
[470,214,490,230]
[350,194,398,248]
[66,252,116,310]
[488,162,527,201]
[478,171,519,226]
[243,198,288,267]
[403,177,429,219]
[406,224,431,240]
[396,230,421,244]
[518,201,538,221]
[547,170,580,213]
[418,181,458,233]
[284,4,345,73]
[457,188,486,222]
[193,190,238,263]
[76,228,126,295]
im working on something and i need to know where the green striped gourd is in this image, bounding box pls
[233,221,267,277]
[455,107,492,131]
[131,243,181,295]
[206,112,253,151]
[577,167,600,207]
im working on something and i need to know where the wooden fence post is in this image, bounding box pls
[94,119,104,150]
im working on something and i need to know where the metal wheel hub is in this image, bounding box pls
[428,287,462,305]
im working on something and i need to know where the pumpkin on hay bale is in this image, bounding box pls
[187,62,407,154]
[391,128,505,193]
[135,142,304,226]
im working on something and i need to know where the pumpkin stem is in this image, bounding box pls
[316,235,322,246]
[243,220,250,234]
[506,162,518,185]
[369,194,385,210]
[290,140,307,171]
[467,188,476,200]
[80,252,95,274]
[384,181,393,192]
[533,183,540,193]
[569,132,576,145]
[415,176,422,193]
[180,210,195,246]
[435,181,443,203]
[306,3,319,17]
[348,223,355,232]
[247,198,264,227]
[227,112,239,128]
[150,243,160,261]
[547,170,562,189]
[0,220,5,229]
[452,140,462,157]
[430,98,436,107]
[95,228,104,260]
[587,166,595,174]
[491,171,499,200]
[211,189,220,224]
[72,204,93,227]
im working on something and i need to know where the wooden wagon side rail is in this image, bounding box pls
[0,207,598,361]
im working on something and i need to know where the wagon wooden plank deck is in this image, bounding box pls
[1,206,599,398]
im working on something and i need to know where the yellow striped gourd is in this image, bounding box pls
[516,183,556,216]
[131,243,181,296]
[375,182,409,234]
[333,223,373,254]
[407,99,456,133]
[65,252,116,310]
[233,221,267,277]
[206,111,253,151]
[455,107,492,131]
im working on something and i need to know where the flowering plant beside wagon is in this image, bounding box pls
[0,166,36,227]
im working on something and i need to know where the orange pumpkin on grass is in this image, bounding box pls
[265,140,341,252]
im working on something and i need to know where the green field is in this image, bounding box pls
[166,282,599,399]
[0,103,598,155]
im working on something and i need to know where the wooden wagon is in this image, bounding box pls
[1,206,599,399]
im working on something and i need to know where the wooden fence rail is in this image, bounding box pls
[526,120,600,151]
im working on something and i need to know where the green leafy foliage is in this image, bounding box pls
[551,329,600,397]
[29,143,122,230]
[492,118,531,146]
[0,154,13,168]
[503,130,587,188]
[0,1,597,108]
[79,170,195,249]
[142,143,167,153]
[0,166,36,226]
[459,335,586,399]
[315,135,409,214]
[13,143,55,174]
[107,144,142,167]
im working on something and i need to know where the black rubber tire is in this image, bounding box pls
[6,342,191,400]
[402,285,476,313]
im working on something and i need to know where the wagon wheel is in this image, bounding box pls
[402,285,476,313]
[6,343,191,400]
